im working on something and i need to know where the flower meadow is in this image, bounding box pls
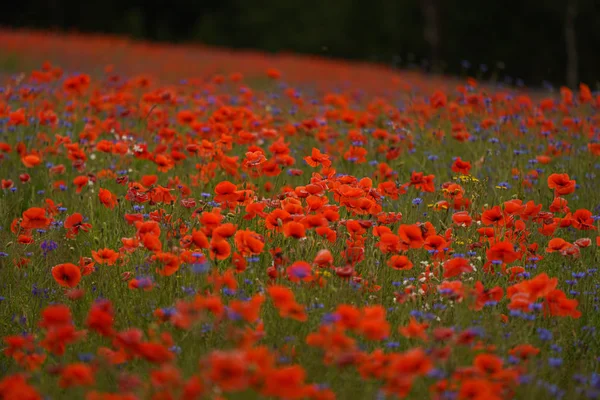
[1,31,600,400]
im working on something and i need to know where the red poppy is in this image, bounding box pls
[234,229,265,256]
[399,317,429,341]
[398,224,424,248]
[387,255,413,271]
[451,157,472,174]
[59,363,95,388]
[64,213,92,237]
[481,206,509,226]
[486,241,520,264]
[546,238,571,253]
[452,211,473,227]
[92,248,119,266]
[304,148,332,168]
[408,171,435,192]
[21,207,51,229]
[570,209,595,230]
[98,188,118,209]
[86,300,115,337]
[52,263,82,287]
[443,258,473,278]
[207,351,248,392]
[262,365,307,399]
[209,239,231,260]
[547,173,576,196]
[283,221,306,239]
[313,249,334,268]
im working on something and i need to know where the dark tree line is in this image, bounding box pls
[1,0,599,88]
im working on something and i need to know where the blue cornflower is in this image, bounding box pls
[537,328,553,341]
[549,358,563,367]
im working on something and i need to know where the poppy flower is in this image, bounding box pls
[234,230,264,256]
[508,344,540,361]
[8,108,27,125]
[399,317,429,341]
[262,365,306,399]
[387,255,413,271]
[52,263,82,287]
[503,199,524,215]
[149,185,175,203]
[304,148,332,168]
[209,239,231,260]
[152,252,181,276]
[86,299,115,337]
[546,238,571,253]
[549,197,569,213]
[474,353,503,374]
[547,173,576,196]
[398,224,424,248]
[137,342,175,364]
[59,363,95,388]
[21,153,42,168]
[92,248,119,266]
[72,175,89,193]
[486,241,520,264]
[377,233,401,253]
[214,181,241,205]
[574,237,591,248]
[443,257,473,278]
[98,188,118,209]
[17,234,34,244]
[142,233,163,252]
[21,207,51,229]
[213,223,238,240]
[242,151,267,168]
[266,68,282,79]
[229,294,264,323]
[64,213,92,237]
[279,301,308,322]
[409,171,435,193]
[313,249,334,268]
[451,157,471,174]
[207,351,248,392]
[267,285,294,306]
[452,211,472,227]
[286,261,313,283]
[545,289,581,318]
[424,235,448,258]
[570,209,595,230]
[387,347,432,376]
[283,221,306,239]
[481,206,509,226]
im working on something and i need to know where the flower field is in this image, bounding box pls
[1,30,600,400]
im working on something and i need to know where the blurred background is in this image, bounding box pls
[1,0,599,88]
